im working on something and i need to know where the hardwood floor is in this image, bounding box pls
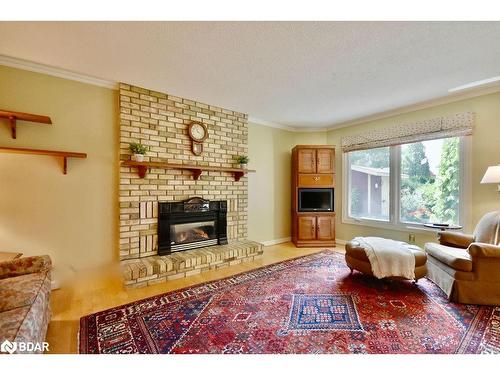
[45,242,344,354]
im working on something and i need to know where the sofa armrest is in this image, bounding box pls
[0,255,52,280]
[468,243,500,258]
[438,232,475,249]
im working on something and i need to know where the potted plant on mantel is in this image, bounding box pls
[235,155,249,169]
[129,142,148,162]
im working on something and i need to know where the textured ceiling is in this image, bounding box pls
[1,21,500,129]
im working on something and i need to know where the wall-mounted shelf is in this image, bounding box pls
[0,110,52,139]
[0,146,87,175]
[122,160,256,181]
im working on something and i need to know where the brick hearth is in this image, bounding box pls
[122,240,263,287]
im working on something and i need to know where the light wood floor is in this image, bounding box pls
[45,242,344,354]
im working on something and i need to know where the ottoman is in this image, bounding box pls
[345,238,428,281]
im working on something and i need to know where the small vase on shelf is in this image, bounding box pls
[235,155,249,170]
[129,142,148,163]
[131,154,145,162]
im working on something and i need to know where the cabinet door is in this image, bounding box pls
[316,216,335,240]
[298,174,334,187]
[316,149,334,174]
[297,216,316,240]
[297,149,317,174]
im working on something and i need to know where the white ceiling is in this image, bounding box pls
[1,21,500,129]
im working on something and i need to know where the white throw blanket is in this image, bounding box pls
[354,237,416,279]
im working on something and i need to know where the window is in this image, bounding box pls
[348,147,390,221]
[345,137,463,228]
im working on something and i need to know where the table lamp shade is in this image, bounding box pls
[481,165,500,184]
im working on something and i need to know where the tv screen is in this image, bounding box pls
[298,189,334,212]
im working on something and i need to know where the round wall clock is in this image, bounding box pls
[188,121,208,155]
[188,121,208,142]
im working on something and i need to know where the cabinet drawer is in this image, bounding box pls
[298,174,334,186]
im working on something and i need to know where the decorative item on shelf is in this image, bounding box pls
[129,142,148,162]
[235,155,249,169]
[188,121,208,155]
[481,164,500,192]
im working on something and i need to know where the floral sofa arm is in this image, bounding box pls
[0,255,52,280]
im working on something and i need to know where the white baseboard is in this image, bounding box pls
[260,237,292,246]
[51,279,60,290]
[335,239,348,245]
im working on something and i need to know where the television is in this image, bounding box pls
[298,188,334,212]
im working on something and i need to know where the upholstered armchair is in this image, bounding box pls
[424,211,500,305]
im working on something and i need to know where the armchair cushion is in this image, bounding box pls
[438,232,475,249]
[468,242,500,258]
[424,243,472,272]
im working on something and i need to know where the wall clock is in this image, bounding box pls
[188,121,208,155]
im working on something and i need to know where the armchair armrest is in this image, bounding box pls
[0,255,52,280]
[468,243,500,258]
[438,232,474,249]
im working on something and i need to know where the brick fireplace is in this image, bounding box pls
[118,83,262,287]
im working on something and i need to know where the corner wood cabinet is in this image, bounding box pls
[292,145,336,247]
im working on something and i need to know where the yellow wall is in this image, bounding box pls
[327,92,500,246]
[0,66,118,282]
[247,124,327,242]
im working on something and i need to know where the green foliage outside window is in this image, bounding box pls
[434,138,460,223]
[400,138,459,225]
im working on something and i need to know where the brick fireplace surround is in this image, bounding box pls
[118,83,262,287]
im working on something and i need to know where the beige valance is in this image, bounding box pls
[341,112,474,153]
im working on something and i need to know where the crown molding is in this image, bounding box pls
[247,116,295,131]
[248,116,328,133]
[291,126,329,133]
[0,54,118,90]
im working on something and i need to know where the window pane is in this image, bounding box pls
[400,138,460,225]
[348,147,390,221]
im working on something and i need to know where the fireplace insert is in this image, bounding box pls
[158,197,227,255]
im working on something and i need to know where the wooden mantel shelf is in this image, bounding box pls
[0,147,87,175]
[122,160,256,181]
[0,110,52,139]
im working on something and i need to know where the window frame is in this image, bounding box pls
[342,137,471,233]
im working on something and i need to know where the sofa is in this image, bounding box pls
[424,211,500,305]
[0,256,52,353]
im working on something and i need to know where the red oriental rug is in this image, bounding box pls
[79,251,499,354]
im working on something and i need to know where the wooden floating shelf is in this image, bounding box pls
[122,160,256,181]
[0,147,87,175]
[0,109,52,139]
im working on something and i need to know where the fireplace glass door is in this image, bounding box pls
[170,220,217,250]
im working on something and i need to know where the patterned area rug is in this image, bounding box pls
[79,251,499,354]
